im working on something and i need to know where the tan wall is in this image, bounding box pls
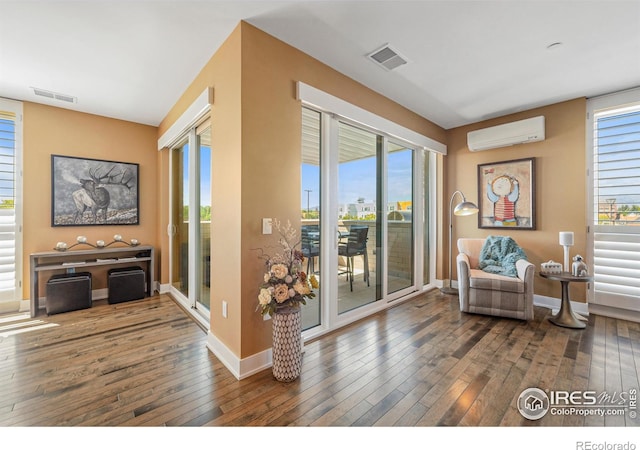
[158,24,243,356]
[22,102,158,297]
[158,21,446,359]
[445,98,588,302]
[239,22,446,358]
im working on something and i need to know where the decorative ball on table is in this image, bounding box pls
[57,236,98,251]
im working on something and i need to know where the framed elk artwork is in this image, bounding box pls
[51,155,139,227]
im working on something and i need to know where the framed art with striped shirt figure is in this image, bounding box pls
[477,157,536,230]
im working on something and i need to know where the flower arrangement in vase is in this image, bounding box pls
[257,219,318,317]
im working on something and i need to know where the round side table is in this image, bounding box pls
[539,271,592,329]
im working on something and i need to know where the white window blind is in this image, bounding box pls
[0,109,18,301]
[591,102,640,310]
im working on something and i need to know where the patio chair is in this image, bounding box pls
[301,225,320,274]
[338,225,370,291]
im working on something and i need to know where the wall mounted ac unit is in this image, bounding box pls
[467,116,545,151]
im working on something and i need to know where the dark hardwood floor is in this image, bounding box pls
[1,289,639,428]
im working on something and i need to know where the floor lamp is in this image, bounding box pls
[440,190,479,295]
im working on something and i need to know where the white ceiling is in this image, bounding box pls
[1,1,639,130]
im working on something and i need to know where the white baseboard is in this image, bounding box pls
[205,329,307,381]
[588,303,640,323]
[533,294,589,317]
[25,283,164,315]
[27,288,111,314]
[0,300,21,314]
[435,280,589,316]
[206,331,272,380]
[439,279,590,317]
[159,282,171,294]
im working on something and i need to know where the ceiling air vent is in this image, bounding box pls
[367,44,408,71]
[32,87,77,104]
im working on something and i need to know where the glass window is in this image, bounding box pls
[301,107,321,330]
[0,106,20,302]
[591,103,640,306]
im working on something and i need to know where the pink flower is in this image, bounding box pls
[294,280,311,296]
[274,284,290,303]
[271,264,288,279]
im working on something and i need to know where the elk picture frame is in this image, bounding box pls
[477,157,536,230]
[51,155,139,227]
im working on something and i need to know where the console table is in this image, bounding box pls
[539,271,592,329]
[29,245,155,317]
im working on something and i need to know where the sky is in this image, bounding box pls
[187,143,412,211]
[182,144,211,207]
[595,108,640,207]
[190,144,413,212]
[196,109,640,217]
[301,148,413,210]
[0,118,15,204]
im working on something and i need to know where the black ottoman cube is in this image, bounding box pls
[108,267,145,304]
[46,272,92,315]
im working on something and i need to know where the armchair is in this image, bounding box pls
[456,238,534,321]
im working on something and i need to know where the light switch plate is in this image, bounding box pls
[262,218,272,234]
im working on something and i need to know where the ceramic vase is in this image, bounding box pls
[271,306,302,382]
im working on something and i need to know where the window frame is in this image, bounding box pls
[587,87,640,311]
[0,98,23,304]
[298,85,443,341]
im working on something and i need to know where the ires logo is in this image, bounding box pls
[549,390,598,405]
[517,388,549,420]
[518,388,637,420]
[550,390,630,406]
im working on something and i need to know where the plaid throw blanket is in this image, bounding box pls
[478,235,527,278]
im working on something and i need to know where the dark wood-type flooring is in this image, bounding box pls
[1,290,639,427]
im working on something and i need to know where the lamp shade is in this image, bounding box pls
[559,231,574,246]
[454,200,479,216]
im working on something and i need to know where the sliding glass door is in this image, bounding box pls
[170,120,211,322]
[387,143,414,296]
[337,121,380,313]
[301,106,424,335]
[197,126,211,312]
[171,138,189,297]
[301,108,321,330]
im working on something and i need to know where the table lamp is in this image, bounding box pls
[559,231,574,272]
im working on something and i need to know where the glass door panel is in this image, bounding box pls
[170,122,211,322]
[337,122,380,314]
[423,152,431,286]
[171,140,189,297]
[301,107,321,330]
[197,125,211,312]
[387,144,414,294]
